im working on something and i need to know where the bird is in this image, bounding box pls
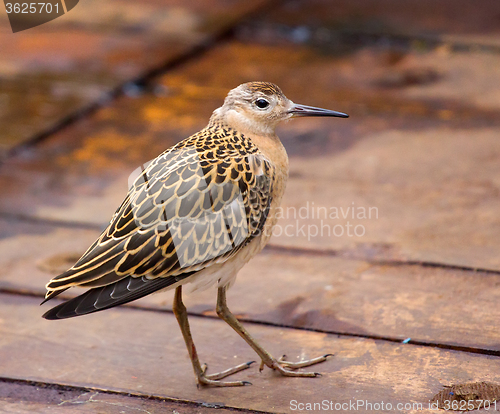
[42,82,348,387]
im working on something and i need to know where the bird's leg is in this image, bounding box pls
[216,286,331,377]
[172,286,253,387]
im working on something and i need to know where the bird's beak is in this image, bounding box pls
[288,103,349,118]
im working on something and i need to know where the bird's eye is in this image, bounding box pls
[254,98,270,109]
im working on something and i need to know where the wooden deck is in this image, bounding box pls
[1,0,500,412]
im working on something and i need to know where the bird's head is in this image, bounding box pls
[211,82,348,136]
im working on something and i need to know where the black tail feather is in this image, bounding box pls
[42,273,192,320]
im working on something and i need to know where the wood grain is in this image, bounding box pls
[2,293,500,413]
[1,218,499,352]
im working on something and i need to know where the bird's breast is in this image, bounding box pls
[248,133,289,249]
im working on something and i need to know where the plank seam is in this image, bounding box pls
[1,288,499,358]
[265,245,500,276]
[0,376,273,414]
[0,0,284,166]
[2,212,499,276]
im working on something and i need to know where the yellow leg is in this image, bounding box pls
[216,286,332,377]
[172,286,254,387]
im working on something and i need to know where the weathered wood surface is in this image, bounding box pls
[2,293,500,414]
[1,218,500,353]
[256,0,500,46]
[0,0,269,156]
[1,41,500,271]
[0,380,242,414]
[2,0,500,412]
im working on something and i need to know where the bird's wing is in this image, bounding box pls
[43,139,275,309]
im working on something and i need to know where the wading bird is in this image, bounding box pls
[42,82,348,386]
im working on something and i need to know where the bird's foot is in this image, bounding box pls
[259,353,333,377]
[196,361,255,387]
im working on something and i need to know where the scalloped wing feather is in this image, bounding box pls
[45,123,275,296]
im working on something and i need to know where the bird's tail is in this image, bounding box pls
[42,273,192,320]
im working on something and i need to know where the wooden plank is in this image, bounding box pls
[3,109,500,274]
[277,126,500,271]
[163,42,500,117]
[248,0,500,48]
[1,44,500,271]
[0,380,254,414]
[1,218,499,352]
[1,293,500,413]
[0,29,186,155]
[156,43,500,270]
[0,0,270,156]
[0,91,212,224]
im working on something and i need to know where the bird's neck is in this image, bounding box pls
[208,111,289,174]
